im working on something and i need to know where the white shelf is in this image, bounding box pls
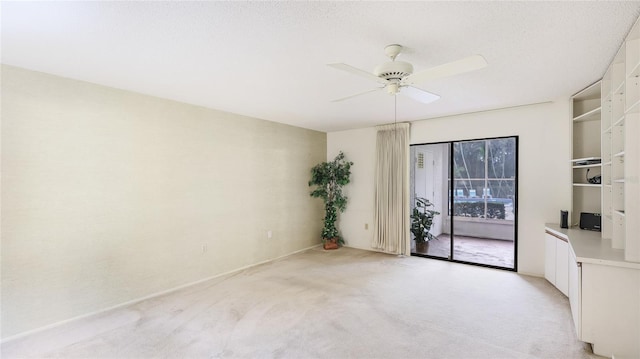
[613,151,625,157]
[628,61,640,78]
[614,210,626,217]
[602,161,612,166]
[572,163,602,169]
[574,81,602,100]
[613,115,625,126]
[573,107,602,122]
[570,157,601,163]
[613,81,625,95]
[573,183,602,188]
[613,179,625,183]
[627,35,640,76]
[626,98,640,114]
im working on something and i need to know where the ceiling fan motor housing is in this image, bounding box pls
[375,61,413,81]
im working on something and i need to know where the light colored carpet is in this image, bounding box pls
[2,247,600,358]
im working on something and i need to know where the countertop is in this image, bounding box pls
[545,223,640,270]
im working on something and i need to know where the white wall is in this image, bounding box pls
[328,101,572,275]
[1,65,326,338]
[327,127,378,252]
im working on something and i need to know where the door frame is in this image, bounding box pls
[410,136,519,272]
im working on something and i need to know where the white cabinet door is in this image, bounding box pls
[568,246,581,340]
[581,263,640,357]
[545,233,557,285]
[556,239,569,296]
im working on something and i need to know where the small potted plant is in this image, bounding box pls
[309,151,353,249]
[410,197,440,252]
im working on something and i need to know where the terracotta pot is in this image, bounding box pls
[415,241,429,253]
[323,238,339,250]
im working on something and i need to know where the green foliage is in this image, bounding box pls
[454,202,506,219]
[309,151,353,244]
[410,197,440,243]
[453,138,516,200]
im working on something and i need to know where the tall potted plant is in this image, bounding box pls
[410,197,440,252]
[309,151,353,250]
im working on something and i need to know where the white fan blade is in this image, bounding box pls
[400,86,440,104]
[404,55,488,85]
[332,88,382,102]
[328,63,389,85]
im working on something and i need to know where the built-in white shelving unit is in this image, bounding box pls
[569,14,640,261]
[571,83,602,228]
[599,16,640,260]
[552,14,640,358]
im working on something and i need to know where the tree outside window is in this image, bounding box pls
[452,138,516,220]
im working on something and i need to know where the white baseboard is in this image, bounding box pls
[1,243,321,344]
[517,270,544,278]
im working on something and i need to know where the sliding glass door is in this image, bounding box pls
[411,136,517,271]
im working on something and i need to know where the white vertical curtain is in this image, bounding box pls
[372,122,410,255]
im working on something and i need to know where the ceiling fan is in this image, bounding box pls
[328,44,487,104]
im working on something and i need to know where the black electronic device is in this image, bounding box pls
[560,210,568,229]
[573,157,601,166]
[580,212,601,231]
[586,168,601,184]
[588,175,601,184]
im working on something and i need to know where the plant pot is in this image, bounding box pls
[323,238,339,250]
[415,241,429,253]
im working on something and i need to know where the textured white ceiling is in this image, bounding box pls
[2,1,640,132]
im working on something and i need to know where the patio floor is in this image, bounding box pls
[412,234,515,269]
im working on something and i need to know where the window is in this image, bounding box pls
[452,138,516,221]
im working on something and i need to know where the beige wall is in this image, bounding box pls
[1,65,326,338]
[328,101,572,276]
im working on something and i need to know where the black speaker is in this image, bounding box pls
[580,212,601,231]
[560,210,568,229]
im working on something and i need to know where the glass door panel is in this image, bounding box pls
[452,137,516,269]
[410,143,450,258]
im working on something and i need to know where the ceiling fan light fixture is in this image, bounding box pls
[386,81,399,95]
